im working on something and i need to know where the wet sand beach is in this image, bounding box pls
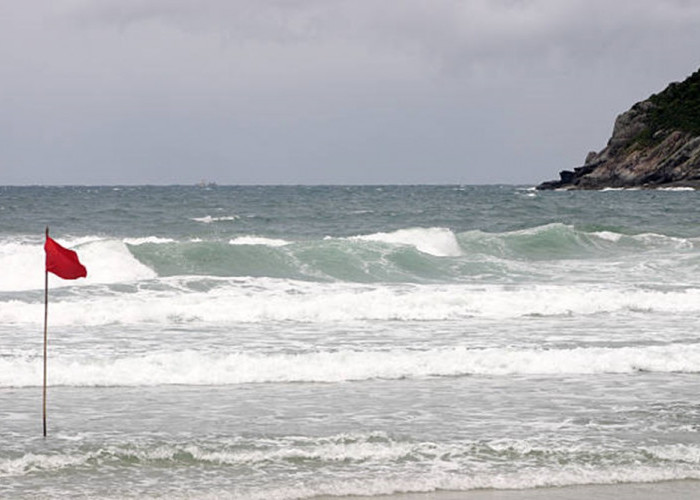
[321,480,700,500]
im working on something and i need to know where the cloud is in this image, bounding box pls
[7,0,700,98]
[66,0,700,71]
[1,1,700,184]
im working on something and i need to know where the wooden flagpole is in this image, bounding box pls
[43,226,49,437]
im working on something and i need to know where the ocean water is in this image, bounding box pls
[1,185,700,499]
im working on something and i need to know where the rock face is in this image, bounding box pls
[537,68,700,190]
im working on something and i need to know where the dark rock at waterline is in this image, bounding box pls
[537,68,700,190]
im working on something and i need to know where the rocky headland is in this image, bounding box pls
[537,68,700,190]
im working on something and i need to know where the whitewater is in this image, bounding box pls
[1,185,700,499]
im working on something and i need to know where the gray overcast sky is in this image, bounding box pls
[1,0,699,185]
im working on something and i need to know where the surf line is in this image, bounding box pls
[43,227,87,437]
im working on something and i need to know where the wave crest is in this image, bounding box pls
[347,227,462,257]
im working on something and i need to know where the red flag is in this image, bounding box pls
[45,236,87,280]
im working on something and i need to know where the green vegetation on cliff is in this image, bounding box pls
[639,68,700,144]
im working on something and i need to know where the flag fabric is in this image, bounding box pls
[45,236,87,279]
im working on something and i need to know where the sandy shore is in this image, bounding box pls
[316,480,700,500]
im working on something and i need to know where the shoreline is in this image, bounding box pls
[316,480,700,500]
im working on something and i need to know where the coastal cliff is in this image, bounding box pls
[537,68,700,190]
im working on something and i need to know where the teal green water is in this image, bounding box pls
[1,185,700,498]
[3,185,699,238]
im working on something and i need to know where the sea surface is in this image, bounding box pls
[1,185,699,499]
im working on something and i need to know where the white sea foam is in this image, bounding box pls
[192,215,240,223]
[180,434,416,467]
[592,231,623,242]
[0,239,45,291]
[3,344,700,387]
[588,230,695,251]
[658,186,696,191]
[348,227,462,257]
[2,279,700,325]
[4,436,700,500]
[124,237,176,245]
[255,467,700,500]
[0,452,91,477]
[58,239,156,286]
[635,232,694,249]
[0,237,156,292]
[647,444,700,463]
[229,236,291,247]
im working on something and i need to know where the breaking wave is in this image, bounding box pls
[3,344,700,387]
[2,278,700,326]
[1,224,697,291]
[0,237,156,292]
[4,433,700,498]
